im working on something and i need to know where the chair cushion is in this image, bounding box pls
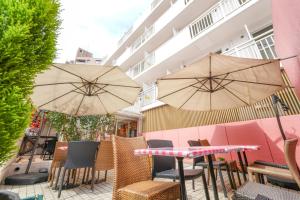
[155,169,203,180]
[117,180,180,200]
[234,182,300,200]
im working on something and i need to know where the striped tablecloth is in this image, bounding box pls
[134,145,260,158]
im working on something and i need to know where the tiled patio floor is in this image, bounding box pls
[0,167,237,200]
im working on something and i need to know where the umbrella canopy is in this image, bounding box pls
[157,53,285,111]
[31,64,141,116]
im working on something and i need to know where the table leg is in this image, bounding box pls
[242,151,248,167]
[207,155,219,200]
[237,151,247,181]
[176,157,187,200]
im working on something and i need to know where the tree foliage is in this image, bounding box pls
[0,0,60,164]
[47,112,116,141]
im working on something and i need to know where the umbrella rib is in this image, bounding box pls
[213,74,229,91]
[178,79,209,109]
[159,79,206,99]
[101,88,133,105]
[71,83,87,94]
[75,95,85,116]
[35,82,83,87]
[92,85,107,95]
[214,80,234,92]
[178,88,200,109]
[38,84,87,108]
[213,77,283,87]
[212,79,249,106]
[97,95,108,114]
[91,66,117,82]
[158,77,207,81]
[94,83,140,89]
[212,60,276,78]
[52,64,90,82]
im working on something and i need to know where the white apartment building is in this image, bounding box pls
[104,0,276,115]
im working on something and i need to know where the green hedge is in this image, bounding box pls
[0,0,60,165]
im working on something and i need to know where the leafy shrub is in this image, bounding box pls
[0,0,60,165]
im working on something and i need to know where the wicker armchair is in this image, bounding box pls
[94,140,114,183]
[48,141,68,188]
[112,136,180,200]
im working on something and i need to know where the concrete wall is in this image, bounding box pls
[143,115,300,166]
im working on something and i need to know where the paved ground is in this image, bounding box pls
[0,167,238,200]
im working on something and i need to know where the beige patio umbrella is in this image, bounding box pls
[157,53,285,111]
[25,63,141,174]
[31,63,141,116]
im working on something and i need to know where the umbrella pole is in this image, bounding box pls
[25,110,46,174]
[271,95,287,141]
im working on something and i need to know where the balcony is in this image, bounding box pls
[127,52,155,77]
[223,31,277,59]
[131,26,155,53]
[116,0,218,69]
[127,0,265,80]
[189,0,251,39]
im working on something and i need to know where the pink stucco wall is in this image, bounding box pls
[143,115,300,166]
[272,0,300,98]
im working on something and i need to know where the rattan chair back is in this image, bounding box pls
[284,138,300,188]
[112,136,152,199]
[52,142,68,165]
[95,140,114,171]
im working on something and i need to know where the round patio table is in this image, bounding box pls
[135,145,259,200]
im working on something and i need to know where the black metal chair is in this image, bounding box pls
[187,140,206,190]
[58,141,99,198]
[147,139,210,200]
[188,140,237,198]
[41,138,57,160]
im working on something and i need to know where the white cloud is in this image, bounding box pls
[55,0,150,63]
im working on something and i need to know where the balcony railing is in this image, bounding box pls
[189,0,251,39]
[127,52,155,78]
[131,26,155,52]
[140,84,157,107]
[223,32,277,59]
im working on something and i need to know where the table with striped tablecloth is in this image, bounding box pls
[135,145,260,200]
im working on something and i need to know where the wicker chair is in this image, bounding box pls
[112,136,180,200]
[48,141,68,188]
[284,138,300,188]
[94,140,114,183]
[232,138,300,200]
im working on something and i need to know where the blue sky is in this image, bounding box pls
[55,0,150,63]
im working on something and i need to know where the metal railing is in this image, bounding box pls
[140,84,157,107]
[131,26,155,52]
[189,0,251,38]
[223,32,277,59]
[127,52,155,78]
